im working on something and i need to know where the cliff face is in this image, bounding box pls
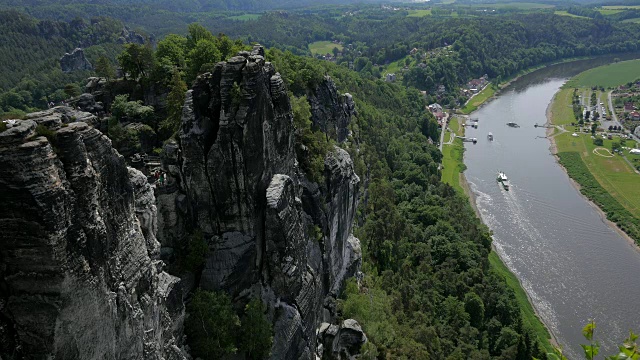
[158,46,362,359]
[307,76,356,143]
[0,114,185,359]
[60,48,93,73]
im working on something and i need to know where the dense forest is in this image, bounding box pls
[0,10,132,117]
[0,0,383,12]
[10,0,640,107]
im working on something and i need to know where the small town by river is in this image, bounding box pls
[463,57,640,358]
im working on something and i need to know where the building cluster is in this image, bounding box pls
[428,102,446,125]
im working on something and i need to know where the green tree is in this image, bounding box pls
[187,39,222,81]
[63,83,81,98]
[117,43,155,81]
[186,23,215,49]
[95,55,116,80]
[291,94,331,183]
[186,290,240,359]
[238,298,273,360]
[156,34,188,69]
[160,67,187,137]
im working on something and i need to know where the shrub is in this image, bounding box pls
[35,124,56,142]
[184,230,208,273]
[186,290,240,359]
[238,298,273,360]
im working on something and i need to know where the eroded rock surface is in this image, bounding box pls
[0,116,185,359]
[307,76,356,143]
[157,46,362,359]
[60,48,93,73]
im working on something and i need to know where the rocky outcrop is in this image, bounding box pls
[118,26,153,45]
[317,320,367,359]
[60,48,93,73]
[0,114,185,359]
[307,76,356,143]
[25,106,99,128]
[156,45,362,359]
[74,93,104,114]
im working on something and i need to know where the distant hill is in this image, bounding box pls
[0,10,130,114]
[0,0,387,11]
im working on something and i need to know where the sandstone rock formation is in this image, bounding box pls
[0,114,185,359]
[307,76,356,143]
[60,48,93,73]
[157,45,362,359]
[317,319,367,359]
[0,44,363,360]
[74,93,105,114]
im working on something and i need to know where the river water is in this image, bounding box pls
[463,57,640,358]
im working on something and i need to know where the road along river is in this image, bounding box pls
[463,57,640,358]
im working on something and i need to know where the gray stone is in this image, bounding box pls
[60,48,93,73]
[0,117,185,359]
[75,93,104,114]
[154,46,363,360]
[307,76,356,143]
[331,319,367,359]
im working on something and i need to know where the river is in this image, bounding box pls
[463,57,640,358]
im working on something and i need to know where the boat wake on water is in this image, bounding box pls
[468,177,565,354]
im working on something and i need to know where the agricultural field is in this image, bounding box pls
[602,5,640,9]
[564,59,640,88]
[227,13,261,21]
[622,17,640,23]
[555,131,640,213]
[471,2,554,9]
[407,9,432,17]
[597,8,624,15]
[554,10,589,18]
[308,41,343,56]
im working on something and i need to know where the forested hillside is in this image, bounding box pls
[9,1,640,109]
[0,0,382,12]
[264,50,548,359]
[0,10,129,116]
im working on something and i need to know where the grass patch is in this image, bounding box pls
[407,9,432,17]
[460,85,496,114]
[548,88,575,126]
[597,8,624,15]
[554,10,589,18]
[488,252,555,355]
[441,137,465,193]
[603,5,640,9]
[441,116,466,193]
[309,41,343,56]
[471,2,553,9]
[564,59,640,88]
[557,152,640,243]
[622,17,640,23]
[227,13,261,21]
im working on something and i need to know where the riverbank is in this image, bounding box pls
[443,113,556,355]
[441,116,466,192]
[547,86,640,245]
